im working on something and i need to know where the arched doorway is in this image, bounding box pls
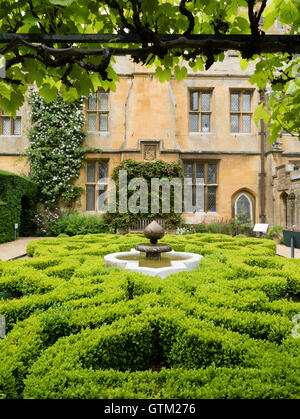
[19,195,36,237]
[279,192,288,228]
[234,193,253,222]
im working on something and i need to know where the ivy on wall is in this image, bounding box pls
[104,159,184,230]
[26,92,87,209]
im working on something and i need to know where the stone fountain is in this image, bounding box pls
[104,221,202,278]
[135,221,173,260]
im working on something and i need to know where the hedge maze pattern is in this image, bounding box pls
[0,234,299,399]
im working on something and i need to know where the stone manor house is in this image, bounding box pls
[1,51,300,229]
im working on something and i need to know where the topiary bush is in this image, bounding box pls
[0,170,39,243]
[48,211,107,236]
[0,234,299,399]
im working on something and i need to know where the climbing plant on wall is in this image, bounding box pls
[103,159,184,231]
[26,92,87,209]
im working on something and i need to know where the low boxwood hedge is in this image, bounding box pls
[0,233,299,399]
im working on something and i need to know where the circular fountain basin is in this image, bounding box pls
[104,248,202,278]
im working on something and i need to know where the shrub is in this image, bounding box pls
[267,225,284,243]
[49,212,107,236]
[34,208,60,236]
[0,171,39,243]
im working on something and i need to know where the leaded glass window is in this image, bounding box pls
[196,163,205,183]
[86,90,109,132]
[230,91,252,133]
[190,91,199,111]
[87,162,96,183]
[189,114,199,132]
[184,163,193,178]
[230,94,240,112]
[189,90,212,132]
[86,161,109,211]
[0,107,22,135]
[207,187,217,212]
[242,114,251,133]
[230,114,239,133]
[98,161,108,181]
[183,161,217,212]
[86,185,95,211]
[207,164,217,184]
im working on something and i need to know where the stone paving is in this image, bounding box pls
[0,237,53,261]
[0,237,300,262]
[276,244,300,259]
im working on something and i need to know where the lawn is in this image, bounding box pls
[0,233,299,399]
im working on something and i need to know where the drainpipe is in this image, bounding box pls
[259,89,266,223]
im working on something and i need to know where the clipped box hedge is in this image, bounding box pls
[0,233,299,399]
[0,170,39,243]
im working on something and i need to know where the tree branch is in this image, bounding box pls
[179,0,195,36]
[0,34,299,81]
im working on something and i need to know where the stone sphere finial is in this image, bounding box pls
[144,221,165,244]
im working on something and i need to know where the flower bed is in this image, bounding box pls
[0,234,299,399]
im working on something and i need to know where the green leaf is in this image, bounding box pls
[155,66,171,83]
[254,103,271,126]
[240,59,249,71]
[39,85,59,103]
[174,65,187,81]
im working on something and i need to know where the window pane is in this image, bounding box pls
[190,113,198,132]
[195,185,205,211]
[201,93,210,111]
[190,91,199,111]
[196,164,205,184]
[88,113,97,131]
[242,114,251,133]
[242,93,251,112]
[99,92,109,111]
[230,114,239,133]
[207,187,217,212]
[88,93,97,110]
[13,119,21,135]
[98,161,108,180]
[98,186,108,211]
[230,93,240,111]
[87,162,96,183]
[99,113,108,131]
[207,164,217,184]
[201,114,210,132]
[184,163,193,179]
[2,117,10,135]
[86,185,95,210]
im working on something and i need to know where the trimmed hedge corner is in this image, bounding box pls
[0,170,39,243]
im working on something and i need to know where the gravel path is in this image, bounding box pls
[0,237,54,261]
[0,237,300,262]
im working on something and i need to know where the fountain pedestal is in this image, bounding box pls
[135,221,173,260]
